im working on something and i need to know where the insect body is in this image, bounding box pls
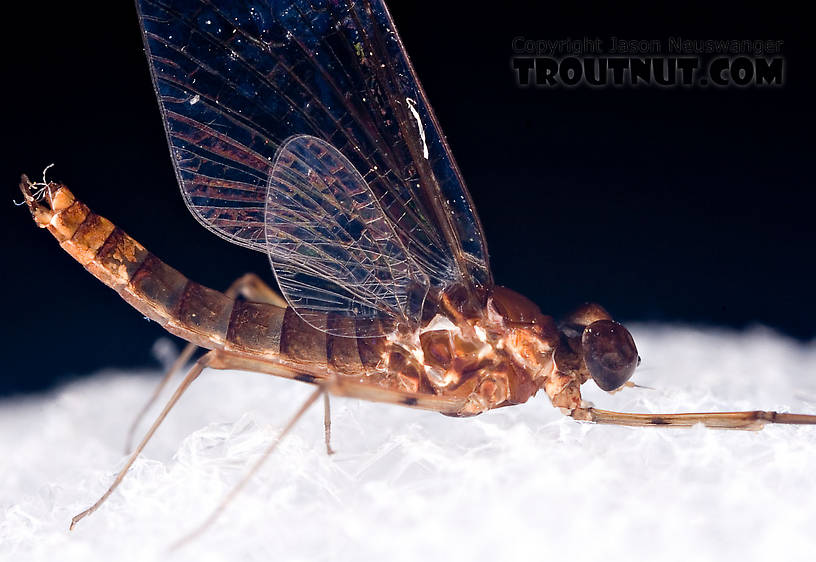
[19,178,593,417]
[20,0,816,544]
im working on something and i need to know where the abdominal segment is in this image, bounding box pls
[23,180,562,417]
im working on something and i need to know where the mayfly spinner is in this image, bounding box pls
[19,0,815,545]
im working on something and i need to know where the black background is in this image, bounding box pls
[1,2,812,395]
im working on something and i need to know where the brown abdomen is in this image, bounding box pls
[31,184,373,372]
[41,188,234,349]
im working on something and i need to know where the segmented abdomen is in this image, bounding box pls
[30,183,382,376]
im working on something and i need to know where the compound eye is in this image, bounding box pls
[582,320,639,391]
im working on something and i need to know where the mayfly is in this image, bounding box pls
[19,0,816,544]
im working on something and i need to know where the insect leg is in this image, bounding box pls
[71,350,219,530]
[170,373,468,550]
[170,385,323,551]
[124,274,286,452]
[327,376,466,415]
[571,407,816,430]
[226,272,288,308]
[123,343,197,453]
[323,393,335,455]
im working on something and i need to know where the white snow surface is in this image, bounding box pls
[2,324,816,562]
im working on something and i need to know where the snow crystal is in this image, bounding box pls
[2,325,816,561]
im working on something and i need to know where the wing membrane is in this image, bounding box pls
[136,0,493,332]
[267,135,427,335]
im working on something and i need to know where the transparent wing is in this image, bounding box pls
[136,0,493,333]
[267,135,428,335]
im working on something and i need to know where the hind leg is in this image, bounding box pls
[124,274,286,453]
[571,406,816,429]
[72,350,221,529]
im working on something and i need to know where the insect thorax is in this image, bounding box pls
[378,297,561,416]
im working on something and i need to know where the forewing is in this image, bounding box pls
[136,0,493,330]
[267,135,428,336]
